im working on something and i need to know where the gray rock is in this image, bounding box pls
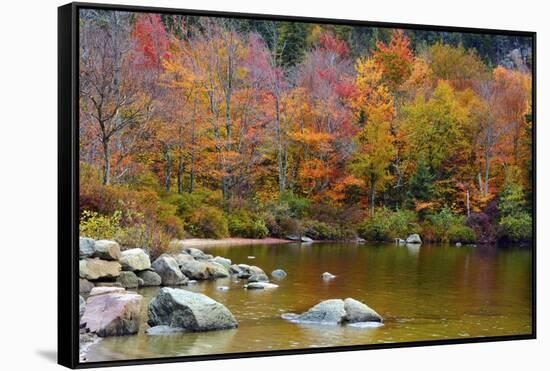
[247,273,269,283]
[271,269,287,279]
[406,234,422,244]
[79,279,94,294]
[396,238,406,245]
[343,298,383,323]
[228,264,243,275]
[120,248,151,271]
[321,272,336,280]
[184,247,213,260]
[297,299,346,324]
[79,295,86,320]
[137,270,162,286]
[212,256,232,268]
[116,271,141,289]
[286,235,300,241]
[217,286,230,291]
[301,236,313,243]
[456,242,462,247]
[146,325,186,335]
[151,256,188,286]
[93,240,121,260]
[244,282,279,290]
[179,259,229,280]
[79,237,96,258]
[81,291,142,337]
[79,258,121,280]
[248,265,266,276]
[174,253,195,267]
[147,287,238,331]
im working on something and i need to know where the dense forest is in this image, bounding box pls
[78,10,533,257]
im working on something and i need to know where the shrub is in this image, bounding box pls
[79,210,122,240]
[498,212,532,242]
[466,212,496,244]
[228,210,269,239]
[280,191,310,218]
[303,220,339,240]
[189,206,228,239]
[358,208,417,241]
[448,224,476,243]
[278,216,304,237]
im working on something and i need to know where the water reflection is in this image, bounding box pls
[85,242,532,362]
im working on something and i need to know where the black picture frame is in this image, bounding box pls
[58,2,537,369]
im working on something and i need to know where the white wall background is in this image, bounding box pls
[0,0,546,369]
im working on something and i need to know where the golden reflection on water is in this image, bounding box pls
[85,242,532,362]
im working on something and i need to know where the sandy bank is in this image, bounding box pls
[173,238,293,248]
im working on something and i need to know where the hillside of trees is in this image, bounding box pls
[78,10,533,257]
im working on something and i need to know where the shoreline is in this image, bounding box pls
[172,237,294,248]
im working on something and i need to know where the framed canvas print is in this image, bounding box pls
[58,2,536,368]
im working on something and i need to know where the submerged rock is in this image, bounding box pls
[244,282,279,290]
[79,237,96,259]
[148,287,238,331]
[92,240,121,261]
[321,272,336,280]
[146,325,186,335]
[81,292,142,337]
[120,248,151,271]
[271,269,287,279]
[151,256,188,286]
[406,234,422,244]
[137,270,162,287]
[247,273,269,283]
[80,258,121,280]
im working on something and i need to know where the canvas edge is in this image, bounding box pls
[57,2,537,369]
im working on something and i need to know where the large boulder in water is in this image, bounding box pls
[81,292,142,337]
[406,234,422,244]
[92,240,121,261]
[297,299,347,324]
[151,256,188,286]
[137,270,162,286]
[116,271,142,289]
[285,298,383,325]
[343,298,383,323]
[79,237,96,258]
[148,287,238,331]
[120,248,151,271]
[79,258,121,280]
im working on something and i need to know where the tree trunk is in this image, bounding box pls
[164,151,172,192]
[177,156,184,194]
[370,182,376,216]
[102,137,111,185]
[484,151,490,196]
[466,189,470,217]
[275,96,286,199]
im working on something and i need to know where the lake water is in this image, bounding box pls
[84,242,533,362]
